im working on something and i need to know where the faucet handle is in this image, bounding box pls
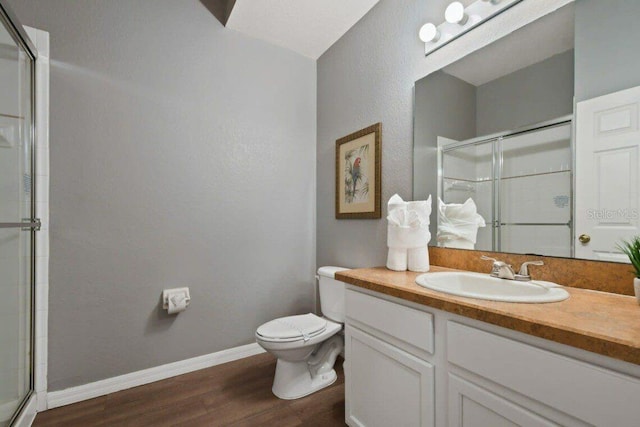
[481,255,510,277]
[518,260,544,277]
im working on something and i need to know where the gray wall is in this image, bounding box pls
[575,0,640,101]
[8,0,316,391]
[476,50,574,135]
[413,71,476,238]
[317,0,450,268]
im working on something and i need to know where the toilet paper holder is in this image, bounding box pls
[162,287,191,314]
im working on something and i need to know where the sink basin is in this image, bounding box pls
[415,271,569,303]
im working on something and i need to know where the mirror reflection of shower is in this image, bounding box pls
[437,197,486,249]
[437,119,573,257]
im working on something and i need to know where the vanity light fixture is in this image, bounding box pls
[420,0,522,56]
[419,23,440,43]
[445,2,469,25]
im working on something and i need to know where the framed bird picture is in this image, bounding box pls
[335,123,382,219]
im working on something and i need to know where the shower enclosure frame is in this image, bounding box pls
[0,1,39,425]
[437,115,574,256]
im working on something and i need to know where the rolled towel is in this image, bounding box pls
[437,198,486,248]
[387,247,408,271]
[408,247,430,272]
[406,196,432,272]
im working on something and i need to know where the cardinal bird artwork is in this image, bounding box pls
[344,145,369,203]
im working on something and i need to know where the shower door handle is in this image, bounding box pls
[0,218,41,231]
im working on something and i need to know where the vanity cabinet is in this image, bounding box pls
[448,374,558,427]
[344,288,640,427]
[447,321,640,427]
[345,326,435,427]
[345,290,435,427]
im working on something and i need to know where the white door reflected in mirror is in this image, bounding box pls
[575,85,640,262]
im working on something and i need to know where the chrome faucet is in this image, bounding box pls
[517,260,544,281]
[481,256,516,279]
[481,256,544,281]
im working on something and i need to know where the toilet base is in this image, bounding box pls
[272,359,338,400]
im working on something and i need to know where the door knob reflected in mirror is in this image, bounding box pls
[578,234,591,244]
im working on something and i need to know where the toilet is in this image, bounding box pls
[255,266,348,400]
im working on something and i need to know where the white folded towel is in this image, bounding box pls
[386,194,432,272]
[437,198,486,248]
[441,239,475,250]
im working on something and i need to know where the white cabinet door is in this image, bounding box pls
[448,374,559,427]
[345,325,435,427]
[447,322,640,427]
[575,85,640,261]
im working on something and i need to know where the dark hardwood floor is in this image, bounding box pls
[34,353,346,426]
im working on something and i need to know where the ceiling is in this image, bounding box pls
[225,0,380,59]
[443,2,575,87]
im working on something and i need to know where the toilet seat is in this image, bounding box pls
[256,313,327,343]
[254,266,348,400]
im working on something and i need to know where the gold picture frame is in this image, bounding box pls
[335,123,382,219]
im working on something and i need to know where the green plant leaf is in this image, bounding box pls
[616,236,640,278]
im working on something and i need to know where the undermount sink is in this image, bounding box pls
[415,271,569,303]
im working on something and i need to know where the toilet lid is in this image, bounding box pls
[256,313,327,341]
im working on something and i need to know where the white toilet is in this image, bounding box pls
[255,266,348,400]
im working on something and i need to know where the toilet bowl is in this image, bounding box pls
[255,266,348,400]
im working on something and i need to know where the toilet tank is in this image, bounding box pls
[317,266,349,323]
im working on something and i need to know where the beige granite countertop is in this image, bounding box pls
[336,266,640,365]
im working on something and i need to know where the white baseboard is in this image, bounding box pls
[36,391,47,412]
[12,394,37,427]
[46,343,265,409]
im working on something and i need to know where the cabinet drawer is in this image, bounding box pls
[346,289,434,354]
[447,322,640,427]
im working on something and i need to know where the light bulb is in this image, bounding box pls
[445,2,469,25]
[419,23,440,43]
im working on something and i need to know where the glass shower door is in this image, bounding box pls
[0,8,35,426]
[438,120,573,254]
[440,140,494,250]
[498,123,573,256]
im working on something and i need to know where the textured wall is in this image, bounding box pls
[575,0,640,101]
[317,0,451,269]
[7,0,316,391]
[413,71,477,238]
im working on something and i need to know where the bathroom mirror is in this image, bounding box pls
[413,0,640,262]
